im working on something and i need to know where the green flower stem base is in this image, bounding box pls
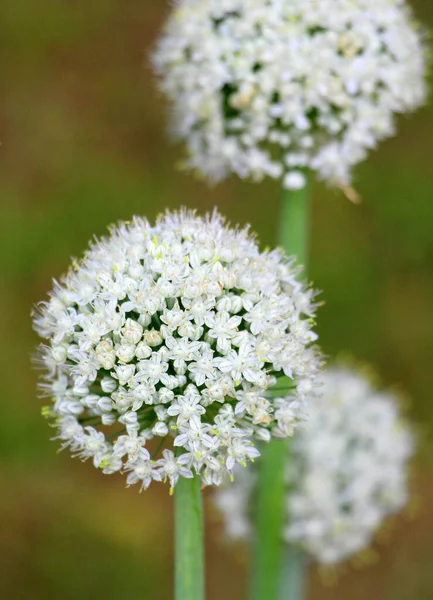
[252,177,311,600]
[175,476,204,600]
[278,178,311,265]
[279,547,308,600]
[252,438,291,600]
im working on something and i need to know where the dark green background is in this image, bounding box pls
[1,1,432,598]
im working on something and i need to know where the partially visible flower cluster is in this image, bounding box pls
[215,367,414,564]
[33,210,321,491]
[153,0,427,190]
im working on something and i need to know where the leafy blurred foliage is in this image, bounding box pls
[0,0,432,598]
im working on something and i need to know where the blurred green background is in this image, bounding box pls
[0,1,432,598]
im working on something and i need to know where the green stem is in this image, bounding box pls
[252,438,291,600]
[277,177,311,268]
[279,546,308,600]
[252,177,311,600]
[175,476,204,600]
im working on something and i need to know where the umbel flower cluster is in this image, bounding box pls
[33,210,321,491]
[215,367,414,564]
[154,0,427,190]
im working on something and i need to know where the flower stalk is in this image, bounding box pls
[279,547,308,600]
[252,438,291,600]
[175,476,204,600]
[252,179,311,600]
[278,179,311,266]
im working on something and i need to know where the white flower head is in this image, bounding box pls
[34,210,322,491]
[215,366,414,564]
[153,0,427,190]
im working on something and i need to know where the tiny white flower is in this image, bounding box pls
[57,416,85,446]
[125,458,162,492]
[97,396,113,413]
[113,433,150,460]
[118,410,139,428]
[76,427,107,467]
[188,348,217,386]
[152,421,169,437]
[121,318,143,345]
[206,311,242,353]
[158,387,175,404]
[116,343,136,364]
[101,413,116,426]
[112,388,134,412]
[157,449,194,488]
[95,339,116,370]
[100,452,123,475]
[167,392,206,423]
[52,345,68,364]
[226,438,260,471]
[143,329,163,347]
[100,376,117,393]
[135,342,152,360]
[137,353,169,385]
[114,364,136,386]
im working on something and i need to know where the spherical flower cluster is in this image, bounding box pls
[33,210,321,491]
[153,0,427,190]
[215,367,414,564]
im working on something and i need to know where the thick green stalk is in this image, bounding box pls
[252,438,291,600]
[252,178,311,600]
[175,476,204,600]
[279,546,308,600]
[277,179,311,267]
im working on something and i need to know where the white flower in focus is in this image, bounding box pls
[33,210,321,491]
[153,0,427,190]
[215,367,414,564]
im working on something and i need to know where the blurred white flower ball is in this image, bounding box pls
[154,0,427,190]
[33,210,322,491]
[215,367,414,564]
